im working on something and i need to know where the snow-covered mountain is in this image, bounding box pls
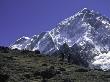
[10,8,110,70]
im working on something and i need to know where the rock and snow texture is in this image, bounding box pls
[93,51,110,71]
[10,8,110,70]
[10,36,30,50]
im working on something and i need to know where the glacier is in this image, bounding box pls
[10,8,110,70]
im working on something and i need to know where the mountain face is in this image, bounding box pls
[10,8,110,70]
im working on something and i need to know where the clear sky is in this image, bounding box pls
[0,0,110,46]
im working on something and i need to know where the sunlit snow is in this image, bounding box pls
[93,52,110,71]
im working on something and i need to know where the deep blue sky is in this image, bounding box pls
[0,0,110,46]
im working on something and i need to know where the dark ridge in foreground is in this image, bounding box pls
[0,46,110,82]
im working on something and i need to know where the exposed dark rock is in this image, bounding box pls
[35,50,40,54]
[20,49,31,54]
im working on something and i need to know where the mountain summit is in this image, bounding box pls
[10,8,110,70]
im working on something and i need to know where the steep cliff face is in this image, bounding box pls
[10,8,110,70]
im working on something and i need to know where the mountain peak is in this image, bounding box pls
[79,8,92,14]
[21,36,30,39]
[81,8,90,12]
[10,8,110,70]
